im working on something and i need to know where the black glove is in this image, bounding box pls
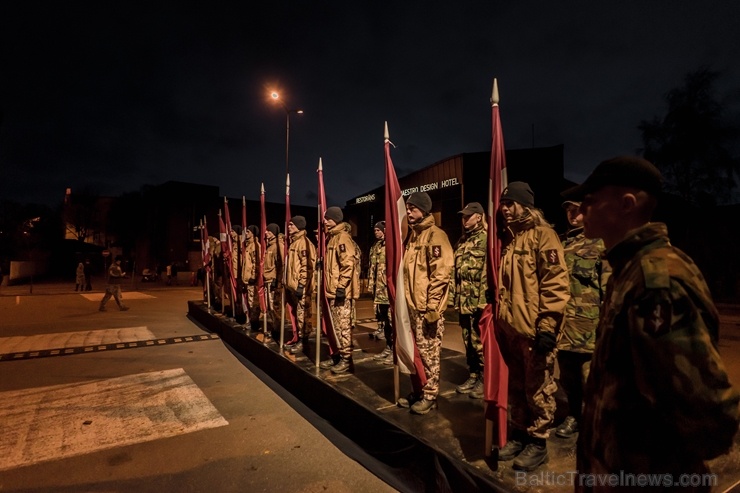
[295,285,304,299]
[270,279,278,289]
[335,287,346,302]
[485,288,494,304]
[248,278,257,286]
[533,330,557,354]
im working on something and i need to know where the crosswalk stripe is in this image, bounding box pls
[80,292,156,301]
[0,327,156,354]
[0,368,228,471]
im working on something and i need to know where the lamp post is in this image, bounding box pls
[270,92,303,175]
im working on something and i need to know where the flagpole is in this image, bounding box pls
[218,209,226,315]
[225,197,236,320]
[315,158,324,371]
[385,123,401,403]
[260,183,269,338]
[279,174,290,352]
[204,216,211,311]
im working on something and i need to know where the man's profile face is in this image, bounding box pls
[565,204,583,228]
[324,218,336,232]
[287,222,297,235]
[406,204,424,224]
[461,213,481,230]
[266,231,275,240]
[580,186,623,241]
[374,228,384,239]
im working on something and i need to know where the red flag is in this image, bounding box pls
[284,174,299,341]
[258,184,267,312]
[383,122,426,387]
[317,158,340,355]
[480,78,509,448]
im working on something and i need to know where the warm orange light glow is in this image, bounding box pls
[271,92,279,100]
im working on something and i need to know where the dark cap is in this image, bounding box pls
[247,225,259,237]
[290,216,306,231]
[459,202,485,215]
[562,156,662,200]
[374,221,385,231]
[561,200,581,209]
[324,206,343,223]
[267,223,280,236]
[406,191,432,214]
[500,181,535,208]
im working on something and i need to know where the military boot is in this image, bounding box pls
[468,378,484,399]
[373,347,392,361]
[512,438,549,471]
[456,374,479,394]
[330,357,353,374]
[397,393,421,408]
[497,430,526,461]
[555,416,578,438]
[410,398,437,415]
[319,354,340,369]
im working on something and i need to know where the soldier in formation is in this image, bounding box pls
[452,202,488,399]
[368,221,394,365]
[397,192,454,415]
[563,156,739,493]
[554,200,610,439]
[319,206,361,374]
[284,216,315,353]
[495,181,569,471]
[263,223,284,330]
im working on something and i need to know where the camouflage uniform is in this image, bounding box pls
[242,237,261,324]
[557,227,610,423]
[497,212,569,439]
[286,229,315,338]
[263,233,284,329]
[402,214,454,399]
[576,223,740,492]
[453,222,487,378]
[368,237,392,345]
[325,222,361,361]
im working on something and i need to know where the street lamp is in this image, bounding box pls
[270,92,303,175]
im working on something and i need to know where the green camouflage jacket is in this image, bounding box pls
[577,222,739,485]
[367,238,389,304]
[453,223,487,315]
[558,228,610,352]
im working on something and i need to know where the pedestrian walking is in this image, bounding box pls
[99,256,129,311]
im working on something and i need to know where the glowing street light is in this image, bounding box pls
[270,92,303,175]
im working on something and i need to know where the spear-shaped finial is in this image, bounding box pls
[261,182,265,193]
[384,121,389,142]
[224,196,228,205]
[318,156,323,171]
[242,195,245,205]
[491,78,500,106]
[286,173,290,195]
[218,209,222,217]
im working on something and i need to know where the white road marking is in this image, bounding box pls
[0,327,156,354]
[0,368,228,471]
[81,291,155,301]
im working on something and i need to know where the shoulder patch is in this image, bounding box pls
[301,250,307,257]
[642,299,672,337]
[339,243,346,253]
[545,249,559,264]
[641,256,670,289]
[431,245,441,258]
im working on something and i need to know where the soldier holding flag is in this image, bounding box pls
[396,191,454,415]
[284,216,315,352]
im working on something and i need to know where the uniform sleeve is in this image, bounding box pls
[337,235,355,289]
[298,241,308,288]
[426,230,454,314]
[535,228,570,333]
[629,280,740,460]
[367,245,376,292]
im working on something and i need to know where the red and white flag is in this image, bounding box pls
[317,158,340,355]
[258,184,267,312]
[223,197,244,313]
[383,122,426,386]
[479,78,509,448]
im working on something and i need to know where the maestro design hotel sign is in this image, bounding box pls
[353,177,460,205]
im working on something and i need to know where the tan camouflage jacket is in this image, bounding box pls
[402,214,454,315]
[286,230,315,294]
[240,238,260,284]
[576,223,740,486]
[263,233,284,284]
[497,213,569,338]
[453,222,488,315]
[558,228,610,352]
[325,222,360,300]
[368,238,389,305]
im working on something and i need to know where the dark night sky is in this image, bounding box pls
[2,2,739,208]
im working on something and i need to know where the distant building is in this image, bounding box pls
[344,145,572,262]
